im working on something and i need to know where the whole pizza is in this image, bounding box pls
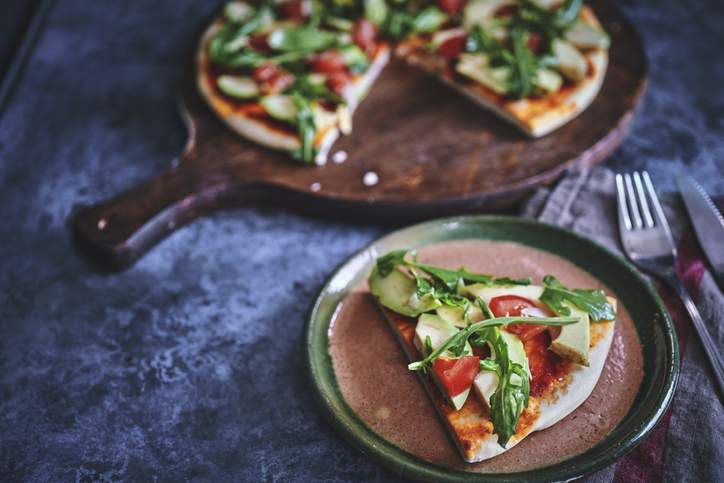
[197,0,610,165]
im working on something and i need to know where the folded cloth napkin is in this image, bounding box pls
[522,167,724,483]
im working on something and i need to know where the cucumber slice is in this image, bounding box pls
[533,68,563,95]
[261,95,298,122]
[224,1,253,22]
[456,53,510,95]
[463,0,515,29]
[326,16,354,32]
[552,38,587,82]
[565,21,610,50]
[217,75,260,99]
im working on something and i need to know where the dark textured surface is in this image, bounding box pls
[0,0,722,481]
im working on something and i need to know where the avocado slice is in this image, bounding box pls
[436,303,484,329]
[549,302,590,366]
[552,38,588,82]
[463,0,516,29]
[565,21,610,50]
[368,266,441,317]
[261,95,297,122]
[549,296,618,366]
[413,314,473,410]
[533,68,563,95]
[463,283,545,304]
[456,53,510,95]
[217,75,260,100]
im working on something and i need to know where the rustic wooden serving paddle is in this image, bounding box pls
[72,0,646,270]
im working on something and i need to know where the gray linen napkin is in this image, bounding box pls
[522,167,724,483]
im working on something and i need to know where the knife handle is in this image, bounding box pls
[667,276,724,403]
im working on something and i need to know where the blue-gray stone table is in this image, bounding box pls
[1,0,722,481]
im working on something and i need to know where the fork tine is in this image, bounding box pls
[633,172,655,227]
[615,174,633,231]
[642,171,675,241]
[624,173,643,228]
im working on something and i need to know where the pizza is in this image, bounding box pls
[367,249,618,462]
[197,0,610,164]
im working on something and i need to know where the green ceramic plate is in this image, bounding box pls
[305,216,678,481]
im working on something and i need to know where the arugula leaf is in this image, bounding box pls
[208,4,273,66]
[291,93,316,164]
[376,249,408,277]
[479,357,500,372]
[540,275,616,321]
[489,359,530,446]
[412,7,447,33]
[364,0,388,26]
[408,262,531,291]
[552,0,583,28]
[509,27,535,99]
[424,335,433,356]
[267,25,339,52]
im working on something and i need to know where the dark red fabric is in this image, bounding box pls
[611,225,713,481]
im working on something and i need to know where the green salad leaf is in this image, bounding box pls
[291,92,316,163]
[267,25,339,52]
[540,275,616,321]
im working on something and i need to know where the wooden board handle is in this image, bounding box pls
[72,164,232,270]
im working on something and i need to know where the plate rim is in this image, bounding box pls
[304,215,678,482]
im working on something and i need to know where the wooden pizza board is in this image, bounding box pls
[72,0,646,269]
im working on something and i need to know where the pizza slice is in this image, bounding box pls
[196,1,391,165]
[396,0,610,137]
[198,1,611,164]
[368,249,617,462]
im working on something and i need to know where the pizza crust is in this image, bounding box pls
[195,20,390,164]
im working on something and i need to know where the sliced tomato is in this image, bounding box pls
[490,295,553,342]
[432,355,480,397]
[326,70,352,96]
[249,33,270,52]
[493,4,518,18]
[526,32,544,55]
[352,18,378,56]
[436,0,466,14]
[438,33,467,60]
[310,50,347,75]
[252,64,295,95]
[278,0,309,20]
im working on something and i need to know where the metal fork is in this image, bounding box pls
[616,171,724,401]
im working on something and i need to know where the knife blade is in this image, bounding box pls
[677,176,724,289]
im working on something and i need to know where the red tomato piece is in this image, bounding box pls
[310,50,347,75]
[436,0,466,14]
[432,355,480,397]
[438,33,467,60]
[352,18,378,56]
[249,33,270,52]
[494,4,518,17]
[252,64,295,95]
[326,70,352,96]
[526,32,544,54]
[490,295,553,342]
[278,0,309,20]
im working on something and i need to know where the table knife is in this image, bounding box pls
[677,176,724,290]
